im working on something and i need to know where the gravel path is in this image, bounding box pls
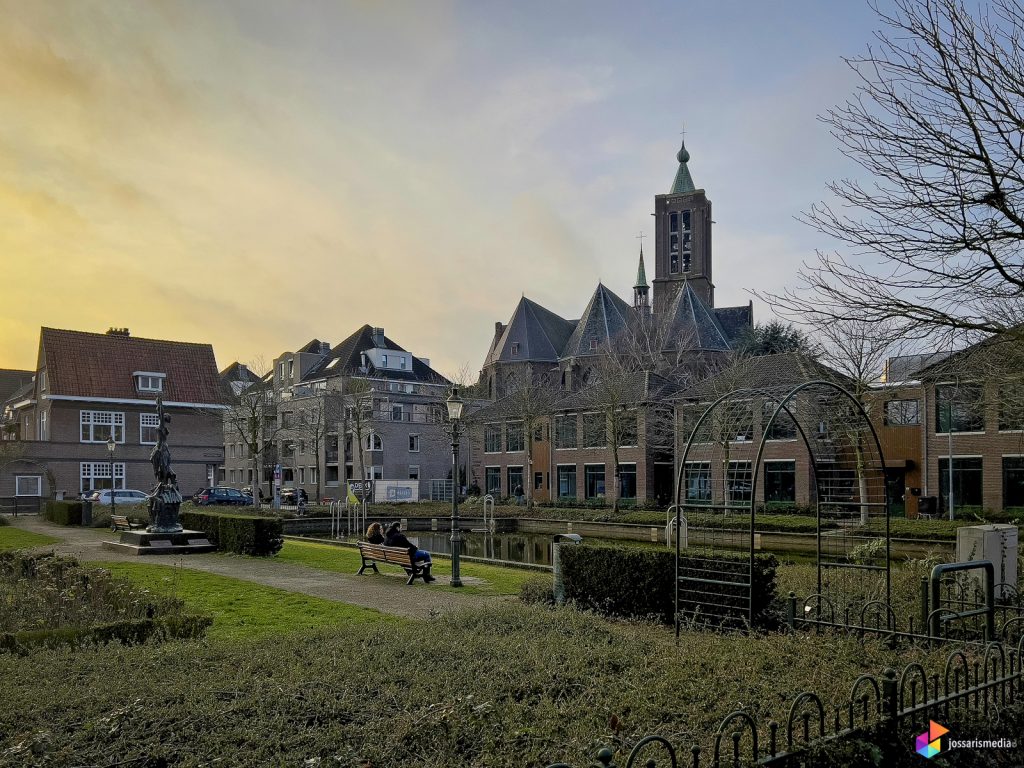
[5,516,500,620]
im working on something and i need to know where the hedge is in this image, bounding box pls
[0,615,212,656]
[43,500,83,526]
[179,510,283,556]
[559,544,778,628]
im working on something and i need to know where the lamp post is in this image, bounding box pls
[106,436,117,520]
[445,386,465,588]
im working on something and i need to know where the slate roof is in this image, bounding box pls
[301,325,450,385]
[713,303,754,344]
[557,370,680,411]
[670,138,696,195]
[883,352,951,382]
[677,352,849,401]
[296,338,329,355]
[488,297,577,364]
[562,284,634,359]
[660,281,733,352]
[0,369,34,406]
[39,328,224,405]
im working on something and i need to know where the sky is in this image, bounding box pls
[0,0,885,379]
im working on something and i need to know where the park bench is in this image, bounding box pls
[111,514,144,532]
[356,541,428,585]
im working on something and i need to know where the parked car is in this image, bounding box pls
[83,489,149,507]
[279,487,308,506]
[193,487,253,506]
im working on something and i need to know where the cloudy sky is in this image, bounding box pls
[0,0,882,378]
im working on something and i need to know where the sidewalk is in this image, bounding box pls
[6,516,499,620]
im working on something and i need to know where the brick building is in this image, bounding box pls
[0,327,226,499]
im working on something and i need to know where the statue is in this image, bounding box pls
[147,396,183,533]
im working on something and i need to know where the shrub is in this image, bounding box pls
[43,500,83,526]
[0,615,212,656]
[0,516,7,527]
[559,544,778,628]
[179,510,283,556]
[518,574,554,605]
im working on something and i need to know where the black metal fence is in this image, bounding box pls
[0,496,42,516]
[543,636,1024,767]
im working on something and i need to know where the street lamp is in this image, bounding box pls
[106,436,117,519]
[445,386,465,588]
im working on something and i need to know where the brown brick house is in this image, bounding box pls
[0,327,226,499]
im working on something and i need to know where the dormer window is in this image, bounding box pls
[589,339,599,351]
[382,354,389,366]
[511,342,520,357]
[134,372,165,393]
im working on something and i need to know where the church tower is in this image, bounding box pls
[652,137,714,316]
[633,245,649,315]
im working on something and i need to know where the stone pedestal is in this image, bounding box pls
[102,529,215,556]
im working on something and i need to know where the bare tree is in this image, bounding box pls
[502,369,562,510]
[287,392,344,504]
[223,358,284,509]
[764,0,1024,345]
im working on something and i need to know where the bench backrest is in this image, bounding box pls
[112,515,130,524]
[358,541,415,567]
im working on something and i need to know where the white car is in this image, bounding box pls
[83,489,150,507]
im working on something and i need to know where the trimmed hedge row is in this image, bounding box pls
[0,615,212,656]
[43,500,83,526]
[559,544,778,628]
[180,510,283,556]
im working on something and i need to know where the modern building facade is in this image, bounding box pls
[0,327,226,499]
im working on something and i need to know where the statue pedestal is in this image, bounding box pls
[102,529,215,556]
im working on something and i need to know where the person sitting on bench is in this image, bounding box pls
[365,522,385,544]
[384,521,435,582]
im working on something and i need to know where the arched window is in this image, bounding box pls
[582,367,598,388]
[505,371,520,395]
[365,432,383,451]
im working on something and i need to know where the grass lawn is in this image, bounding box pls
[277,538,537,596]
[95,560,395,642]
[0,525,61,551]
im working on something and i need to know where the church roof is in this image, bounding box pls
[677,352,851,402]
[660,281,733,352]
[670,138,695,194]
[713,303,754,344]
[489,296,577,364]
[562,284,634,359]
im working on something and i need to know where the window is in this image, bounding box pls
[15,475,42,496]
[669,212,679,274]
[726,401,754,442]
[38,410,47,441]
[506,421,524,452]
[229,469,236,484]
[936,384,984,433]
[365,433,383,451]
[534,471,544,491]
[485,466,501,495]
[764,461,796,502]
[298,440,305,454]
[684,462,711,502]
[727,461,753,505]
[409,434,420,452]
[557,465,577,499]
[584,464,606,499]
[326,465,339,484]
[510,342,520,357]
[381,354,389,367]
[582,413,605,448]
[1003,457,1024,508]
[764,401,797,440]
[229,442,236,459]
[391,404,404,421]
[618,463,637,499]
[80,411,125,443]
[885,399,920,426]
[80,461,125,493]
[408,465,420,481]
[669,209,693,273]
[399,357,407,370]
[554,414,578,449]
[681,209,692,272]
[288,359,294,378]
[39,370,46,391]
[282,468,294,483]
[998,386,1024,431]
[309,467,317,485]
[484,424,502,453]
[589,339,599,351]
[135,374,164,392]
[939,457,983,514]
[280,361,286,381]
[507,466,524,495]
[299,467,305,484]
[617,412,638,447]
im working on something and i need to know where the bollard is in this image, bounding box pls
[81,500,93,527]
[551,533,583,605]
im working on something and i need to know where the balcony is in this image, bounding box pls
[372,409,441,424]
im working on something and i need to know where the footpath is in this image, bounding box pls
[6,516,498,620]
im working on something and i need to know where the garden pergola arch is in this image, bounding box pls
[674,380,891,632]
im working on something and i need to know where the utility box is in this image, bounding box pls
[956,524,1018,599]
[373,480,419,503]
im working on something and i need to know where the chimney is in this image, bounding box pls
[371,327,385,346]
[494,321,503,335]
[106,327,130,337]
[417,357,430,368]
[320,341,330,355]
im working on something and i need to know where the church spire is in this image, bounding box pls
[633,244,650,313]
[634,246,648,289]
[670,137,695,194]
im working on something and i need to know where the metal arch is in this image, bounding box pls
[623,735,678,768]
[898,662,930,711]
[943,650,971,695]
[785,692,827,746]
[758,380,892,611]
[712,710,759,766]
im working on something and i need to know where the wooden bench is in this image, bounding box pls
[356,541,428,585]
[111,514,144,532]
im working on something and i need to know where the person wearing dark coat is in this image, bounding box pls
[385,521,435,582]
[365,522,385,544]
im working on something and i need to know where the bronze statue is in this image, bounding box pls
[147,396,183,532]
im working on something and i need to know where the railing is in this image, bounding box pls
[0,496,42,516]
[543,636,1024,767]
[372,410,442,424]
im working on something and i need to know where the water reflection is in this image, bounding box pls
[409,531,558,566]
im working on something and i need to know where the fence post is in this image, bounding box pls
[919,577,929,639]
[787,592,797,630]
[880,668,898,736]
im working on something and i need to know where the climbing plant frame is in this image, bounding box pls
[675,380,891,633]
